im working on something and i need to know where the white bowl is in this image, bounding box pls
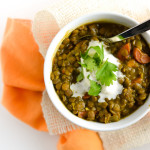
[44,12,150,131]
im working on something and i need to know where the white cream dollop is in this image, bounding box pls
[70,40,125,102]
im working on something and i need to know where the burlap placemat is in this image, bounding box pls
[32,0,150,149]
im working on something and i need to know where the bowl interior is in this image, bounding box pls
[44,12,150,131]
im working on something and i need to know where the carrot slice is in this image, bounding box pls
[78,111,87,118]
[132,77,142,84]
[117,43,131,61]
[82,92,90,100]
[133,48,150,64]
[127,59,138,67]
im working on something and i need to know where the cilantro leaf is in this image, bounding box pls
[90,46,104,64]
[80,49,90,59]
[96,60,118,86]
[93,53,100,65]
[76,67,84,82]
[80,45,104,58]
[84,56,98,71]
[78,62,87,68]
[81,45,104,68]
[88,80,101,96]
[79,43,118,89]
[87,74,90,79]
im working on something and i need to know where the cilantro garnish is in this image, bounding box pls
[84,56,98,71]
[93,53,101,65]
[81,46,104,64]
[76,67,84,82]
[78,62,87,68]
[96,60,118,86]
[81,45,104,71]
[90,46,104,64]
[80,50,89,59]
[87,74,90,79]
[88,80,101,96]
[76,43,118,96]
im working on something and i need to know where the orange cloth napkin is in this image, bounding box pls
[57,129,103,150]
[0,18,47,131]
[0,18,103,150]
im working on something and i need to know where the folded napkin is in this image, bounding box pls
[57,129,103,150]
[0,18,47,131]
[32,0,150,150]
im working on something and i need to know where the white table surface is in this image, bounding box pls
[0,0,150,150]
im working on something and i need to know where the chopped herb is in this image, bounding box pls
[93,53,101,65]
[81,45,104,65]
[84,56,98,71]
[87,74,90,79]
[96,60,118,86]
[118,35,124,40]
[78,62,87,68]
[76,67,84,82]
[80,49,90,59]
[77,44,118,96]
[81,45,104,72]
[90,46,104,64]
[88,80,101,96]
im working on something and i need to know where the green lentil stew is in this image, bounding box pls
[51,22,150,123]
